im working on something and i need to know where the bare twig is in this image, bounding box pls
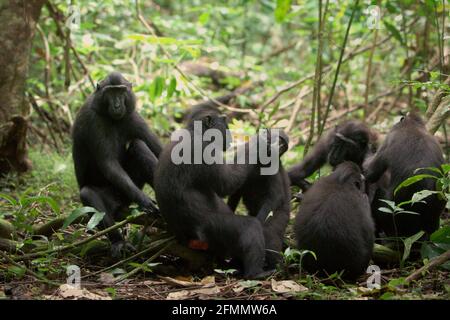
[28,93,61,153]
[81,236,174,279]
[36,24,51,98]
[405,249,450,284]
[114,240,175,283]
[135,0,163,36]
[363,0,380,117]
[135,0,257,117]
[304,0,329,156]
[318,0,360,137]
[0,251,60,287]
[45,1,95,88]
[255,41,298,66]
[258,17,419,116]
[426,95,450,134]
[285,87,313,133]
[426,76,450,118]
[6,212,149,263]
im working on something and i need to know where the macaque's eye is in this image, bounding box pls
[204,115,212,127]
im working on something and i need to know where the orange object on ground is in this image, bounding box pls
[188,239,209,250]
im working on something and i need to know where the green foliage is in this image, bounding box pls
[62,206,97,229]
[394,165,450,209]
[274,0,291,23]
[282,247,317,278]
[401,231,424,266]
[421,226,450,271]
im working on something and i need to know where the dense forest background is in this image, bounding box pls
[0,0,449,300]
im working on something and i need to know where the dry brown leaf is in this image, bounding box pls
[232,280,262,293]
[194,286,220,295]
[166,290,192,300]
[160,276,199,287]
[58,284,111,300]
[99,272,116,284]
[161,275,216,288]
[271,279,308,294]
[166,286,221,300]
[200,275,216,286]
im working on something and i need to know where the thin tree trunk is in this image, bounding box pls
[0,0,45,175]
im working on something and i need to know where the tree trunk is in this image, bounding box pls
[0,0,45,175]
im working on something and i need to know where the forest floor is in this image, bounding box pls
[0,148,449,300]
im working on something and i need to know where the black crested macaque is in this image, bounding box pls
[228,131,290,269]
[154,106,285,279]
[295,161,375,279]
[364,112,445,237]
[288,120,377,191]
[72,71,162,257]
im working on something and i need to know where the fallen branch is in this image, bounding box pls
[0,218,15,239]
[81,236,174,279]
[114,240,175,283]
[6,212,148,262]
[372,243,401,264]
[426,95,450,134]
[0,238,19,252]
[0,251,60,287]
[32,213,90,237]
[426,76,450,118]
[405,249,450,284]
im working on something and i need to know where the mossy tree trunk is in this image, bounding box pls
[0,0,45,175]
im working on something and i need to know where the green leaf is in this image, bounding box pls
[388,277,407,288]
[397,210,420,216]
[394,174,438,195]
[379,199,396,209]
[104,287,117,298]
[238,280,261,288]
[21,196,60,215]
[149,76,164,102]
[62,207,97,229]
[414,166,442,175]
[410,190,438,204]
[198,12,210,25]
[127,34,203,46]
[379,207,393,214]
[0,193,17,206]
[167,77,177,99]
[430,226,450,244]
[383,21,405,46]
[441,163,450,174]
[8,266,26,277]
[86,211,106,230]
[274,0,291,23]
[402,231,425,263]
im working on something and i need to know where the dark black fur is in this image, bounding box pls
[228,131,291,269]
[72,72,162,257]
[365,113,445,237]
[295,161,375,279]
[288,120,377,190]
[154,107,284,278]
